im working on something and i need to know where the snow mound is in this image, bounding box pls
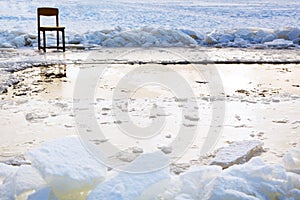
[28,135,107,200]
[1,27,299,49]
[88,152,170,200]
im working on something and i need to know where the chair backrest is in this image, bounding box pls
[37,7,59,27]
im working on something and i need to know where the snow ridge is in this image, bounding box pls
[1,27,299,49]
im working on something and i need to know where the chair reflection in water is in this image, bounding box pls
[37,7,65,52]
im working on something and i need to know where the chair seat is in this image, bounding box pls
[39,26,65,31]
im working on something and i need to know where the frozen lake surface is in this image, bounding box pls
[0,0,299,48]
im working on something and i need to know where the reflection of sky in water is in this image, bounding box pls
[0,0,299,34]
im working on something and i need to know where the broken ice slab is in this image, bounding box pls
[88,151,170,200]
[203,157,293,200]
[210,140,263,168]
[28,136,107,200]
[283,148,300,174]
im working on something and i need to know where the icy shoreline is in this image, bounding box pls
[1,27,300,49]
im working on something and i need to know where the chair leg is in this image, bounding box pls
[43,31,46,52]
[38,30,40,50]
[62,30,65,52]
[57,30,59,51]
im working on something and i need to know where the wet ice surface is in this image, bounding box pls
[0,48,299,199]
[0,48,299,161]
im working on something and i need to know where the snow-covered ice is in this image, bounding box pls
[28,136,107,199]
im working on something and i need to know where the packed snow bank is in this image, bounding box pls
[1,27,299,49]
[28,136,107,200]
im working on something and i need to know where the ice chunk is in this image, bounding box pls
[265,38,294,48]
[12,35,26,47]
[158,176,182,200]
[88,152,170,200]
[218,34,234,43]
[27,187,57,200]
[67,34,84,44]
[286,172,300,189]
[28,136,107,199]
[101,27,197,47]
[254,29,269,43]
[210,140,263,168]
[288,189,300,199]
[0,163,18,179]
[233,37,248,47]
[0,43,13,48]
[179,165,222,198]
[204,157,290,199]
[13,165,46,198]
[180,29,204,40]
[0,174,15,200]
[287,28,300,40]
[0,163,18,200]
[204,35,218,45]
[276,29,290,39]
[261,33,277,43]
[203,175,258,200]
[85,31,108,44]
[0,165,45,199]
[283,148,300,174]
[234,29,253,40]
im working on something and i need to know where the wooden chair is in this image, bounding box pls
[37,7,65,52]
